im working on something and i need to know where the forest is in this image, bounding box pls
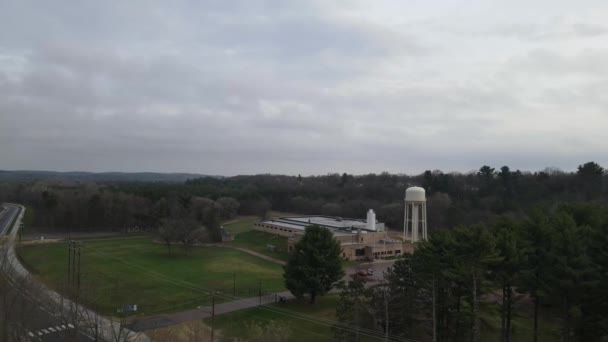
[0,162,605,234]
[335,202,608,341]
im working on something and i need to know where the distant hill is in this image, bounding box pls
[0,170,217,183]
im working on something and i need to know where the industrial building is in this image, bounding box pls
[253,212,398,261]
[254,187,427,261]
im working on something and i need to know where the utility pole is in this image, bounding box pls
[432,278,437,342]
[211,293,215,342]
[355,295,360,342]
[258,280,262,306]
[77,245,81,297]
[72,241,77,286]
[66,240,82,328]
[384,286,389,342]
[67,240,72,287]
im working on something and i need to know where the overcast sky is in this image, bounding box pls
[1,1,607,176]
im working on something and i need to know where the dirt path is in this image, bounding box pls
[203,243,287,265]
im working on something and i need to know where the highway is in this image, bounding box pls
[0,205,17,236]
[0,204,97,342]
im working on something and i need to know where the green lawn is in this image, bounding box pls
[210,294,560,342]
[222,216,259,234]
[210,295,341,342]
[479,301,560,342]
[23,206,35,229]
[17,237,286,316]
[228,230,289,261]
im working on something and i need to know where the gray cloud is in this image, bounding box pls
[1,0,607,175]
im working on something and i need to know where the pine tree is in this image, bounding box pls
[451,225,500,342]
[283,225,344,303]
[581,206,608,340]
[492,219,526,342]
[334,278,374,341]
[547,211,598,342]
[384,253,419,338]
[520,210,552,342]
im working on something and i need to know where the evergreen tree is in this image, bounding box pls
[334,278,374,341]
[582,208,608,340]
[384,253,420,338]
[414,230,468,342]
[452,225,500,342]
[576,161,604,199]
[547,211,598,342]
[520,210,552,342]
[283,225,344,303]
[492,219,526,342]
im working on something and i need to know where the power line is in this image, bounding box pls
[81,243,413,341]
[77,242,417,341]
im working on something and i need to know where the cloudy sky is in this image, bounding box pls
[1,1,607,175]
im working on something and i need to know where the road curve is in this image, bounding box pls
[0,203,149,342]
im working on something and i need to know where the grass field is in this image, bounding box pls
[229,230,289,261]
[210,295,560,342]
[17,237,286,316]
[222,216,258,234]
[209,295,340,342]
[222,216,291,261]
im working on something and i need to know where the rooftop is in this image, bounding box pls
[258,215,385,232]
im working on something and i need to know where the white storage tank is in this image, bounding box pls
[366,209,376,231]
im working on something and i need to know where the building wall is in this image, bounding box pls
[258,221,415,261]
[287,236,414,261]
[254,222,302,237]
[333,231,386,244]
[364,243,414,260]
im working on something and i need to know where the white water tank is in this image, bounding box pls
[405,186,426,202]
[366,209,376,231]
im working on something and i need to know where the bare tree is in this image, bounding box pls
[158,219,178,254]
[176,219,207,255]
[216,197,240,219]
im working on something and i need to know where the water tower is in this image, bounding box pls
[403,186,427,242]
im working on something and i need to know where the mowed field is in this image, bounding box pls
[209,295,341,342]
[17,237,286,316]
[223,216,290,261]
[209,297,560,342]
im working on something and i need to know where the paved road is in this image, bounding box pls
[0,204,17,236]
[129,291,295,332]
[1,282,93,342]
[0,204,95,341]
[0,203,148,342]
[350,259,397,284]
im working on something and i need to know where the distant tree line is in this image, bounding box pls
[0,162,605,235]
